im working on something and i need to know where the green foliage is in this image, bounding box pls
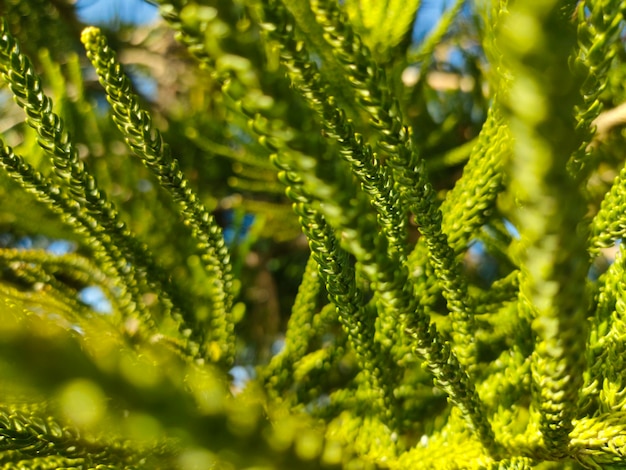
[3,0,626,468]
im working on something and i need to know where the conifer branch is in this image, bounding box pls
[0,20,175,342]
[570,0,626,179]
[0,142,211,361]
[275,0,359,110]
[589,161,626,254]
[440,104,509,253]
[499,0,589,458]
[579,244,626,417]
[485,457,534,469]
[81,26,235,366]
[270,148,399,431]
[570,411,626,468]
[255,2,500,449]
[0,299,376,469]
[0,22,207,362]
[262,0,408,263]
[303,0,480,370]
[153,1,403,427]
[155,0,300,146]
[6,0,626,467]
[270,111,499,456]
[0,248,107,289]
[0,402,167,467]
[0,141,140,324]
[579,244,625,416]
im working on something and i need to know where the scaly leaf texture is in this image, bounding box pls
[570,412,626,468]
[404,106,512,338]
[0,403,164,468]
[325,412,398,464]
[10,0,626,468]
[153,1,329,221]
[579,244,626,418]
[590,161,626,254]
[0,19,185,345]
[274,0,409,264]
[81,26,235,367]
[5,21,210,362]
[306,0,479,372]
[0,143,140,322]
[257,0,499,451]
[258,0,413,373]
[440,103,510,254]
[579,240,626,420]
[570,0,626,181]
[152,0,401,430]
[485,457,534,470]
[37,49,104,157]
[267,0,502,453]
[0,290,175,468]
[270,147,399,433]
[392,407,489,469]
[0,145,209,362]
[498,0,589,459]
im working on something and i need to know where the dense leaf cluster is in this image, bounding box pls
[2,0,626,469]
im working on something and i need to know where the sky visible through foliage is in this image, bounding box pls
[75,0,460,45]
